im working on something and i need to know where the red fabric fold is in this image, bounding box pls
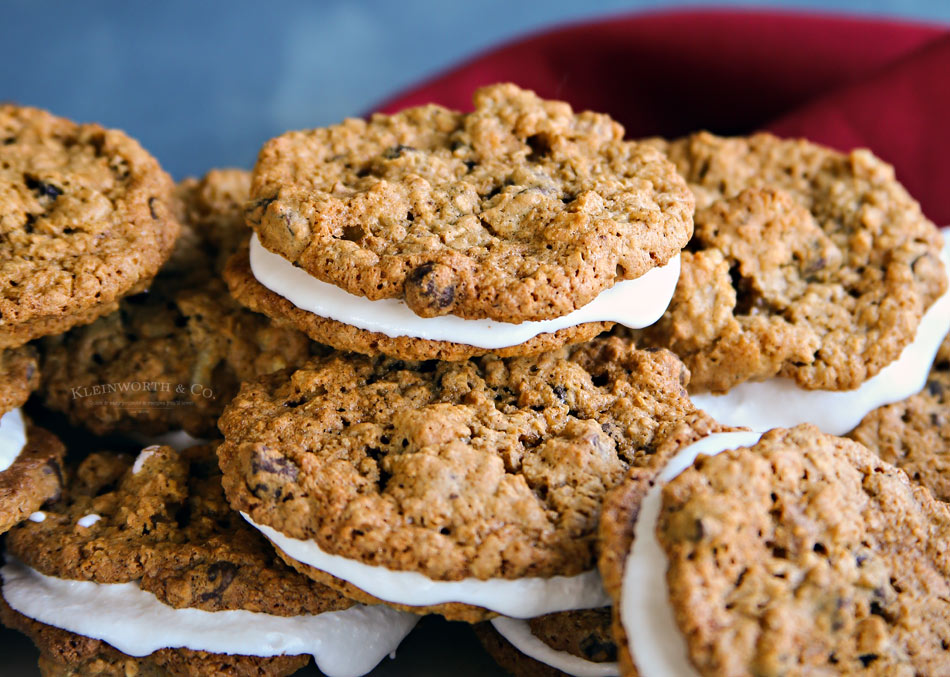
[377,9,949,222]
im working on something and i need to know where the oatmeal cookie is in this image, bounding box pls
[849,332,950,501]
[173,167,253,274]
[0,425,64,535]
[7,444,352,612]
[633,132,946,392]
[600,425,950,676]
[39,170,313,437]
[4,444,359,676]
[248,83,693,322]
[0,345,39,415]
[0,601,310,677]
[0,105,180,348]
[218,336,718,620]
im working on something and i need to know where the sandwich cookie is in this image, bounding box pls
[2,444,417,677]
[849,329,950,502]
[475,609,619,677]
[227,83,693,360]
[39,170,314,438]
[218,337,724,622]
[0,104,180,348]
[0,345,65,535]
[632,134,948,434]
[599,425,950,676]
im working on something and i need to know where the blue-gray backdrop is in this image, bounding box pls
[1,0,947,178]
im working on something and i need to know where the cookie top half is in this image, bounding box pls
[248,84,694,322]
[0,105,180,348]
[0,345,39,416]
[218,337,707,583]
[635,132,946,392]
[7,443,354,617]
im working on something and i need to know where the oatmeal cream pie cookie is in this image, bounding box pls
[475,608,619,677]
[0,105,180,348]
[0,345,65,535]
[599,425,950,677]
[630,135,949,435]
[849,327,950,502]
[228,83,692,360]
[39,169,314,439]
[217,336,728,623]
[2,444,417,677]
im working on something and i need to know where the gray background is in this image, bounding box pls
[1,1,947,675]
[1,0,947,179]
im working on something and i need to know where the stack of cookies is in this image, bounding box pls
[0,82,948,677]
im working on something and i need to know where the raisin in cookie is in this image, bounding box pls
[0,105,180,348]
[38,170,314,437]
[218,336,726,622]
[633,132,946,393]
[600,425,950,676]
[3,444,417,676]
[849,331,950,501]
[225,243,612,361]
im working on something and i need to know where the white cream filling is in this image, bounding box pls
[244,513,611,618]
[692,231,950,435]
[130,430,209,452]
[620,431,764,677]
[491,616,619,677]
[77,514,101,528]
[0,408,27,473]
[248,233,681,348]
[2,557,418,677]
[132,446,161,474]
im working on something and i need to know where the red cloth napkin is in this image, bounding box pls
[376,10,950,224]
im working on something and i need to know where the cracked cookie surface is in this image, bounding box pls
[248,84,693,322]
[217,337,708,604]
[39,170,313,437]
[632,132,946,392]
[0,105,179,348]
[849,332,950,501]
